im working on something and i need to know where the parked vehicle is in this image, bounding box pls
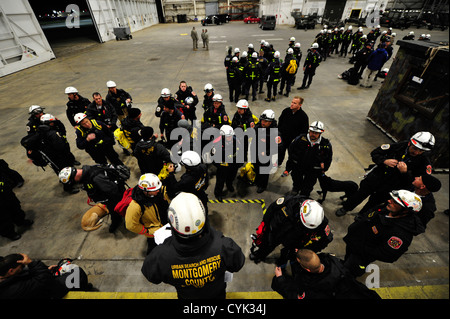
[293,13,318,29]
[259,15,276,30]
[201,14,230,26]
[244,15,260,24]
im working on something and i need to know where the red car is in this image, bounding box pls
[244,16,260,24]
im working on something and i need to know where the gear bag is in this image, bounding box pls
[286,59,298,74]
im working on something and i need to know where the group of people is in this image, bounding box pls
[1,24,444,299]
[191,27,210,50]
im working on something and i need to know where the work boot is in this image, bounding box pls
[265,97,271,102]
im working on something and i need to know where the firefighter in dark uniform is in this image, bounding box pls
[298,43,322,90]
[231,99,258,163]
[272,249,380,299]
[159,101,185,148]
[264,50,282,102]
[251,109,281,193]
[258,49,269,94]
[120,108,145,151]
[226,57,243,103]
[105,80,132,123]
[349,28,363,55]
[26,105,65,135]
[278,48,297,97]
[74,113,123,166]
[64,86,90,127]
[86,92,118,131]
[201,83,215,111]
[175,81,199,124]
[59,164,128,233]
[201,94,230,129]
[339,27,353,57]
[250,196,333,265]
[133,126,172,176]
[284,121,332,197]
[210,125,243,201]
[243,52,261,101]
[336,131,435,217]
[238,51,249,95]
[141,192,245,299]
[166,150,209,210]
[343,190,424,277]
[155,88,182,117]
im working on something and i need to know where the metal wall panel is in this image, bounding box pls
[0,0,55,77]
[87,0,159,42]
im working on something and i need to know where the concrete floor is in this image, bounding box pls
[0,21,448,297]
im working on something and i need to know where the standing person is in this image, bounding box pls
[271,249,380,299]
[277,96,309,166]
[343,190,424,277]
[264,51,282,102]
[120,108,145,152]
[26,105,65,136]
[278,48,297,97]
[336,131,434,217]
[105,80,132,123]
[64,86,90,127]
[133,126,172,176]
[250,196,332,265]
[191,27,198,51]
[202,28,209,50]
[360,43,388,88]
[297,43,322,90]
[243,52,261,101]
[86,92,118,131]
[339,26,353,58]
[59,164,129,232]
[352,41,374,79]
[165,151,210,210]
[159,102,185,148]
[202,83,215,111]
[258,49,269,94]
[0,161,33,241]
[201,94,230,129]
[141,192,245,299]
[125,174,171,255]
[252,109,280,193]
[74,113,123,166]
[283,121,332,197]
[226,57,243,103]
[175,81,199,124]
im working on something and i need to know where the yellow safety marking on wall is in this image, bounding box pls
[208,198,266,214]
[65,284,449,299]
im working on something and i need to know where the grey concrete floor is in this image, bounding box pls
[0,22,448,295]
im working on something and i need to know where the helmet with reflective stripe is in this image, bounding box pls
[168,192,206,239]
[74,113,87,124]
[161,88,171,97]
[236,99,249,109]
[59,167,77,184]
[389,190,422,212]
[309,121,325,133]
[410,131,435,151]
[260,109,275,121]
[180,151,201,167]
[138,173,162,192]
[40,113,57,124]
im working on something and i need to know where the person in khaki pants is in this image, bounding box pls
[191,27,198,50]
[201,29,209,50]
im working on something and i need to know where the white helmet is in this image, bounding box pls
[74,113,87,124]
[389,190,423,212]
[59,167,77,184]
[392,32,396,36]
[220,124,234,136]
[420,34,426,38]
[161,88,171,97]
[29,105,44,114]
[311,43,319,49]
[236,99,249,109]
[260,39,265,44]
[138,173,162,192]
[168,192,206,239]
[234,48,240,53]
[241,51,248,58]
[40,113,57,124]
[185,96,194,105]
[294,42,301,48]
[274,51,281,58]
[248,43,254,49]
[348,25,353,30]
[180,151,201,167]
[409,31,414,35]
[327,30,332,33]
[290,37,295,42]
[287,48,294,54]
[65,86,78,94]
[260,109,275,121]
[106,80,116,88]
[309,121,325,133]
[251,52,258,58]
[232,56,239,63]
[212,94,223,102]
[299,200,324,229]
[426,34,431,39]
[410,132,435,151]
[204,83,214,92]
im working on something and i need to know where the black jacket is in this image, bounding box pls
[80,165,125,204]
[286,134,333,173]
[271,253,380,299]
[0,260,68,299]
[141,222,245,299]
[344,207,425,265]
[66,95,90,126]
[277,107,309,145]
[165,164,209,206]
[133,138,171,175]
[86,100,118,128]
[75,119,115,152]
[106,88,132,116]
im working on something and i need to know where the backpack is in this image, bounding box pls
[286,59,297,74]
[114,187,133,217]
[97,164,131,185]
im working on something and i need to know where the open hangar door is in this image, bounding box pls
[0,0,55,77]
[86,0,159,43]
